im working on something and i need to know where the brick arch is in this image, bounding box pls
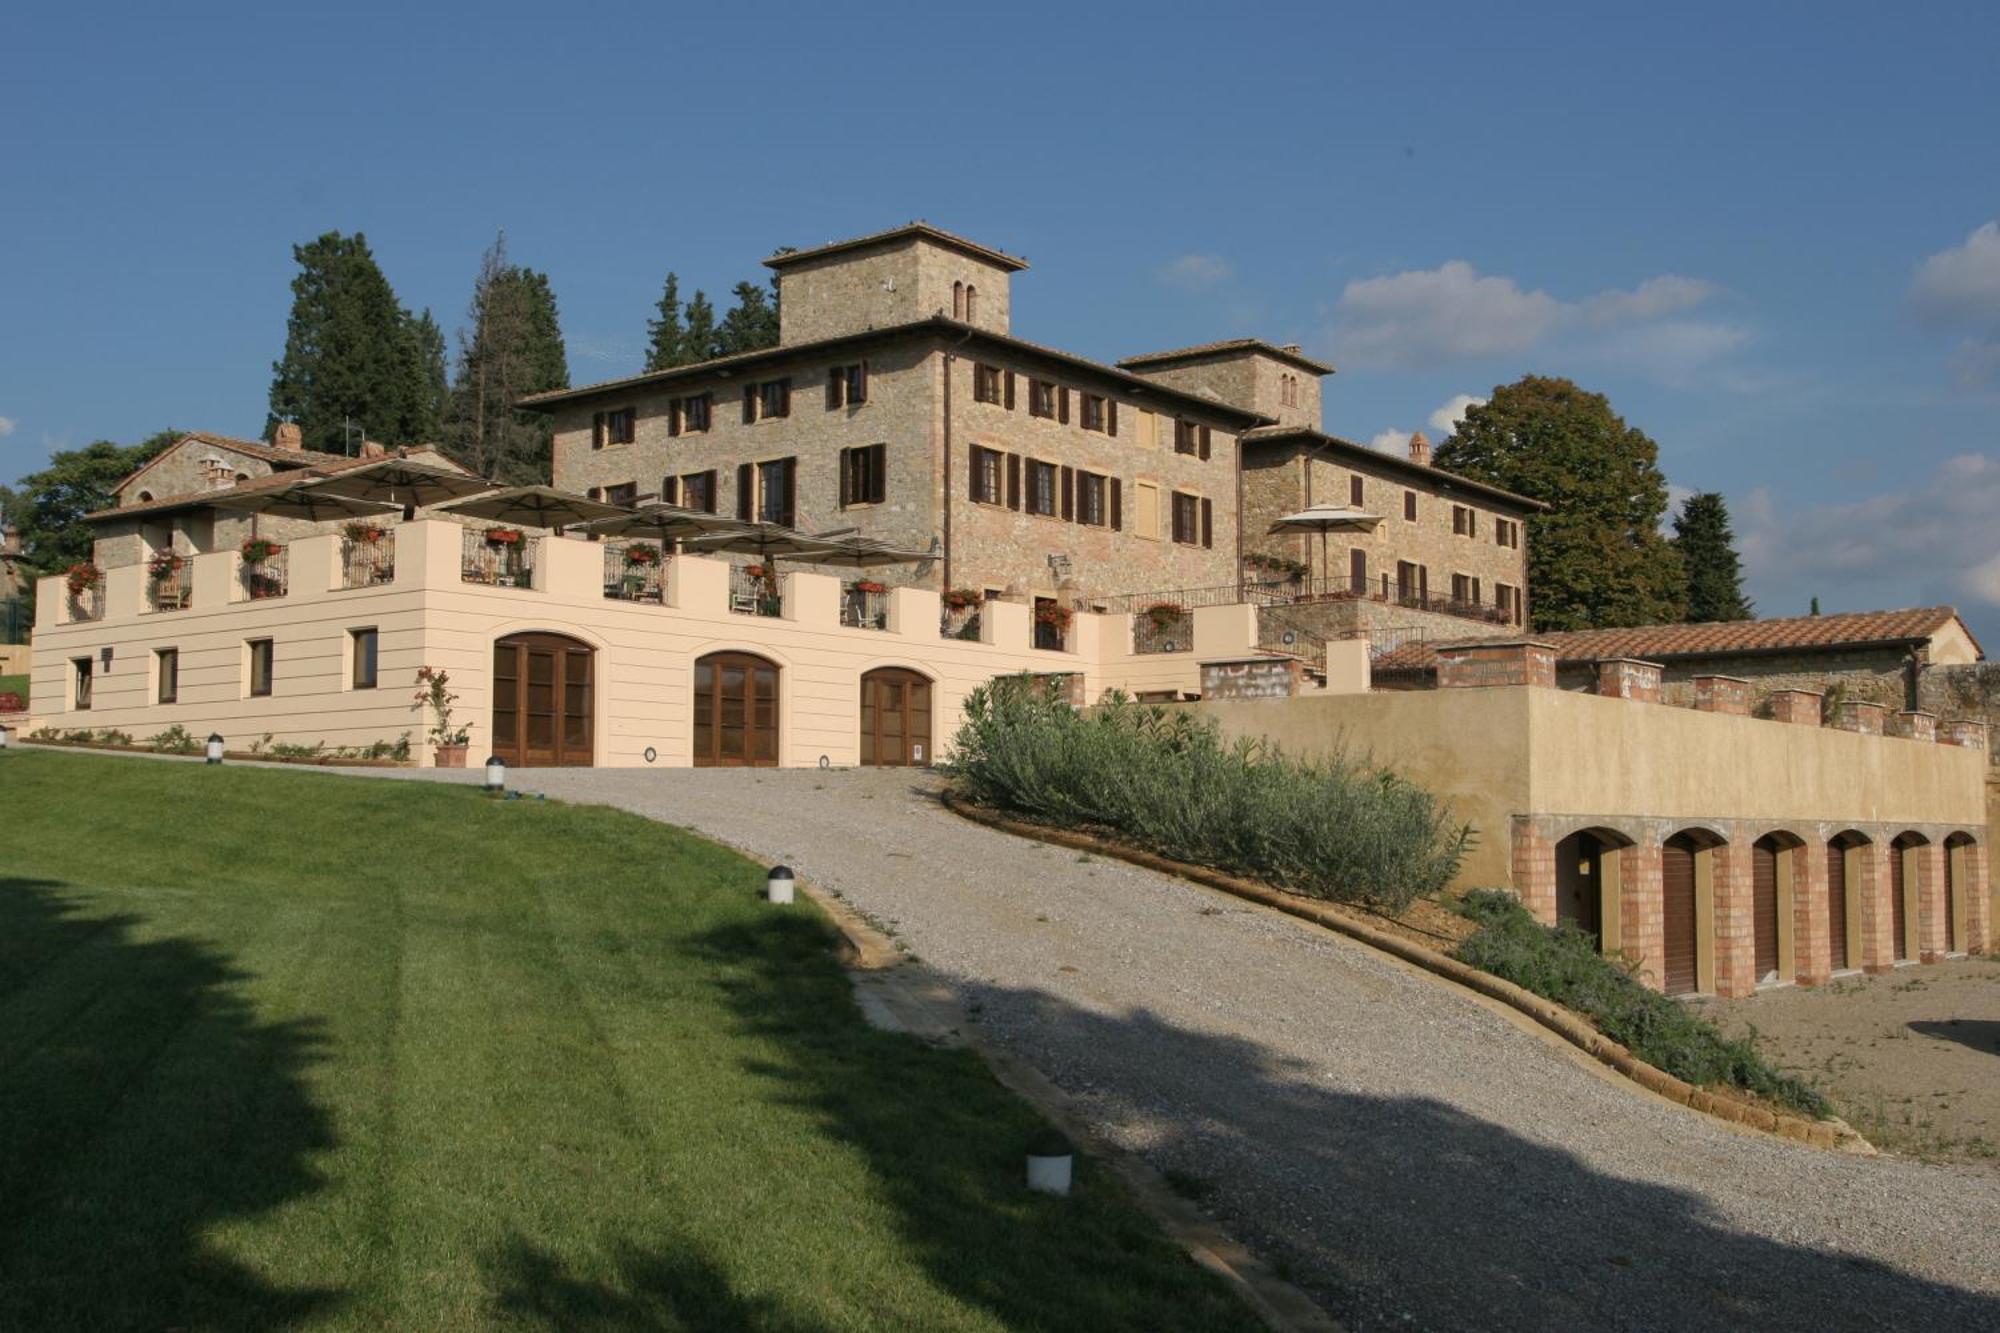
[1942,832,1986,957]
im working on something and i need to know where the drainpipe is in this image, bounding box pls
[939,325,976,593]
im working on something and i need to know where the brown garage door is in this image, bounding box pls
[860,668,934,767]
[1662,837,1699,996]
[1827,841,1850,971]
[1889,840,1910,961]
[1751,840,1780,981]
[492,633,594,768]
[694,652,779,767]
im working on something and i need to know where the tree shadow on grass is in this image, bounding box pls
[0,877,338,1330]
[488,1236,820,1333]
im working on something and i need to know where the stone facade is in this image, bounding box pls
[1201,656,1307,700]
[1595,658,1663,703]
[1693,675,1752,716]
[771,226,1020,345]
[1117,342,1326,431]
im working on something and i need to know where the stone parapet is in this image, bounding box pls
[1768,689,1824,726]
[1437,639,1556,690]
[1692,674,1751,716]
[1200,656,1305,700]
[1889,710,1937,742]
[1594,657,1663,703]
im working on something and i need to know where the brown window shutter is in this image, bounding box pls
[1007,453,1022,510]
[1198,425,1212,460]
[1350,475,1363,506]
[702,471,718,513]
[1058,387,1070,424]
[1060,465,1074,521]
[778,378,791,417]
[742,386,756,424]
[781,458,796,526]
[667,401,680,437]
[828,368,842,410]
[1003,370,1015,410]
[969,447,985,503]
[664,475,679,505]
[1200,497,1213,548]
[855,360,868,404]
[737,462,753,519]
[1107,400,1118,436]
[838,447,852,507]
[592,411,605,449]
[872,444,887,503]
[1110,477,1122,531]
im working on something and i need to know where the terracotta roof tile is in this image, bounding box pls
[762,222,1028,272]
[1371,607,1971,672]
[1117,338,1336,376]
[87,453,386,521]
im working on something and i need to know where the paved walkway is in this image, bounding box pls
[367,764,2000,1330]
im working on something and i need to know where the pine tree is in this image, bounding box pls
[411,309,450,442]
[267,232,432,452]
[1435,375,1685,631]
[645,272,686,371]
[682,290,718,363]
[713,280,779,356]
[1810,596,1821,616]
[443,232,571,484]
[1671,491,1753,622]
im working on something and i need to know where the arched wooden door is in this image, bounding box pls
[1554,831,1604,944]
[1827,839,1852,971]
[1751,838,1781,982]
[695,652,779,767]
[860,668,934,767]
[493,633,594,767]
[1889,836,1913,962]
[1661,835,1700,996]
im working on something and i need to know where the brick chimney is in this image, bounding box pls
[273,421,304,451]
[1408,430,1431,466]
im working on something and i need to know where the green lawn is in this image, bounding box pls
[0,750,1254,1331]
[0,672,25,705]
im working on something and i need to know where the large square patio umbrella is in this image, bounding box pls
[575,504,756,545]
[1267,503,1383,585]
[210,481,403,525]
[303,457,497,518]
[436,485,631,533]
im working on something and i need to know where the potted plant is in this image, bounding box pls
[1034,604,1073,631]
[1141,601,1186,632]
[412,665,473,767]
[941,587,981,611]
[855,579,886,595]
[622,544,660,568]
[65,562,103,596]
[148,551,184,584]
[240,536,283,565]
[485,527,524,547]
[342,521,386,544]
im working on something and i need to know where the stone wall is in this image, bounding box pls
[1922,662,2000,768]
[1121,348,1321,431]
[774,237,1014,344]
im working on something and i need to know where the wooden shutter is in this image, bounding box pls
[1350,475,1363,506]
[1349,547,1366,589]
[781,458,796,526]
[592,412,605,449]
[664,475,679,505]
[667,400,681,437]
[1200,497,1213,548]
[838,446,852,506]
[828,368,843,410]
[1058,387,1070,424]
[1198,425,1212,460]
[742,385,756,424]
[1007,453,1021,510]
[777,379,791,417]
[1004,370,1015,410]
[700,470,718,513]
[968,447,986,503]
[1110,478,1122,530]
[737,463,754,519]
[1108,400,1118,436]
[1060,466,1074,520]
[869,444,886,503]
[854,360,867,404]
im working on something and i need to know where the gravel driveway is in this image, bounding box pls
[374,764,2000,1331]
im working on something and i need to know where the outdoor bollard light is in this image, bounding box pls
[205,733,225,765]
[484,755,506,793]
[1025,1133,1074,1197]
[766,865,796,905]
[0,725,10,751]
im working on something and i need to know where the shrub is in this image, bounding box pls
[148,724,201,755]
[946,683,1470,911]
[1451,890,1830,1118]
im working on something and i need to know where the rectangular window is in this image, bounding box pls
[1133,480,1161,539]
[1028,460,1059,516]
[73,657,93,710]
[672,392,712,435]
[1452,504,1478,537]
[604,481,638,508]
[747,378,791,422]
[593,407,636,448]
[1171,492,1200,545]
[351,628,379,690]
[1396,561,1428,604]
[969,445,1002,504]
[1080,393,1107,433]
[1452,573,1472,603]
[1349,547,1367,590]
[840,443,887,507]
[1494,517,1519,549]
[757,457,796,525]
[973,363,1003,404]
[1497,583,1520,623]
[1404,490,1418,522]
[157,647,178,704]
[681,469,717,513]
[1029,379,1058,419]
[1076,471,1107,525]
[248,638,274,698]
[827,362,868,408]
[1350,475,1364,507]
[1173,419,1197,455]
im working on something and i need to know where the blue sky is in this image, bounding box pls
[4,1,1998,642]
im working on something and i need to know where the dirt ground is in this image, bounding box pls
[1699,957,2000,1165]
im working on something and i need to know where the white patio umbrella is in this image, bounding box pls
[302,457,497,518]
[209,482,403,524]
[436,485,631,533]
[576,504,756,545]
[1267,503,1383,584]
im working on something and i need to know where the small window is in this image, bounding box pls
[73,657,94,710]
[1173,419,1197,454]
[593,407,636,448]
[1349,475,1364,507]
[973,364,1004,404]
[681,470,717,513]
[827,362,868,408]
[604,481,638,508]
[157,648,178,704]
[672,393,712,435]
[248,638,274,698]
[953,280,965,319]
[1453,504,1477,537]
[1171,492,1201,545]
[352,628,379,690]
[1075,471,1108,526]
[841,444,887,507]
[1030,379,1058,419]
[969,446,1004,505]
[1495,517,1519,549]
[965,285,978,321]
[1027,460,1059,517]
[756,457,796,525]
[745,378,791,423]
[1080,393,1107,433]
[1404,490,1418,522]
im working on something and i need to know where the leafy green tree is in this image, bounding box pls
[267,232,433,452]
[682,290,718,363]
[713,280,779,356]
[645,272,686,371]
[411,309,451,442]
[443,232,571,484]
[0,429,181,609]
[1435,375,1685,631]
[1671,491,1753,622]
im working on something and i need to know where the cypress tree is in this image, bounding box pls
[411,309,450,442]
[1671,491,1754,622]
[1435,375,1685,631]
[443,232,571,484]
[714,280,779,356]
[646,272,686,371]
[682,290,718,364]
[267,232,431,452]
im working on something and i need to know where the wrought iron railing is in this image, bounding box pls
[66,587,103,623]
[940,603,982,640]
[729,565,782,617]
[604,540,666,603]
[241,549,288,601]
[1132,606,1194,654]
[1098,573,1520,626]
[461,527,538,589]
[341,531,396,589]
[840,584,888,630]
[149,569,193,613]
[1257,621,1329,673]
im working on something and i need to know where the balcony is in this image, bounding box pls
[66,586,103,624]
[1032,599,1070,652]
[148,556,193,614]
[240,546,288,601]
[341,529,396,589]
[729,565,781,617]
[940,601,982,641]
[840,582,888,631]
[604,540,666,604]
[461,527,538,589]
[1132,603,1193,654]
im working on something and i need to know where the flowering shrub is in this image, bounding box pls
[1141,601,1187,631]
[412,665,472,748]
[240,536,283,564]
[148,551,185,583]
[855,580,887,595]
[485,527,524,546]
[941,587,982,611]
[1033,604,1073,630]
[622,544,661,567]
[65,562,103,595]
[343,521,387,543]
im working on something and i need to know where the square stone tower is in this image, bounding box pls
[767,222,1027,345]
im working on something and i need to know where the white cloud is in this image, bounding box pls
[1158,254,1233,290]
[1911,221,2000,327]
[1369,428,1412,454]
[1738,452,2000,613]
[1662,483,1696,535]
[0,416,14,438]
[1328,260,1740,384]
[1427,393,1486,435]
[1948,337,2000,389]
